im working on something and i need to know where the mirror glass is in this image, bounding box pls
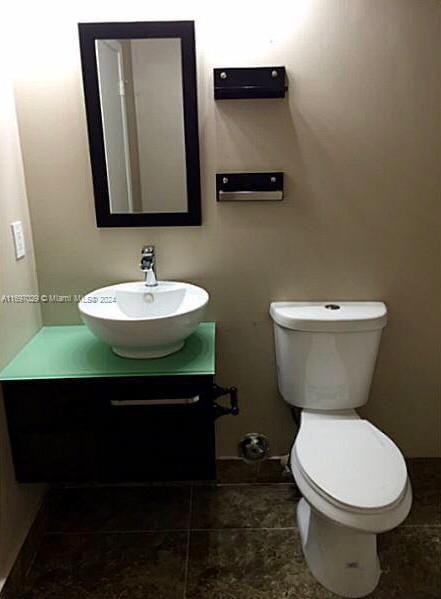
[78,21,201,227]
[96,38,187,214]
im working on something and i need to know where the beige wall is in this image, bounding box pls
[12,0,441,457]
[0,68,46,587]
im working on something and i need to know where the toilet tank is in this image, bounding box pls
[270,302,387,410]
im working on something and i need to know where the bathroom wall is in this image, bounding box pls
[11,0,441,457]
[0,67,46,588]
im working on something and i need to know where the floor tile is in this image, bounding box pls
[186,529,336,598]
[0,502,48,599]
[216,458,293,484]
[48,486,191,532]
[10,460,441,599]
[216,459,262,484]
[187,526,441,599]
[373,526,441,598]
[406,458,441,526]
[256,458,297,484]
[20,532,187,599]
[191,484,298,530]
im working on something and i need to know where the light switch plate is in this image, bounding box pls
[11,221,26,259]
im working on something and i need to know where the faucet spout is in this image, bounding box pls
[140,246,158,287]
[144,268,158,287]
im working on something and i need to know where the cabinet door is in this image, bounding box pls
[3,380,103,482]
[97,378,216,481]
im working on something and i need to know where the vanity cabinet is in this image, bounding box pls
[0,324,231,483]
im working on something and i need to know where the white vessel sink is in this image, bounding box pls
[79,281,209,358]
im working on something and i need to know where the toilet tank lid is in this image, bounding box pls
[269,302,387,332]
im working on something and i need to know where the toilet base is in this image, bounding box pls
[297,498,381,598]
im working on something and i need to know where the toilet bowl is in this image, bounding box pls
[269,301,412,598]
[290,410,411,598]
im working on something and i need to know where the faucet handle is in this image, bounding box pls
[140,245,158,286]
[140,245,155,272]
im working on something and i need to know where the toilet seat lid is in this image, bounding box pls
[294,418,408,510]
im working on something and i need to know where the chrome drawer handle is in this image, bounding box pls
[110,396,199,407]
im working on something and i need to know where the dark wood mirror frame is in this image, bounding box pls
[78,21,201,227]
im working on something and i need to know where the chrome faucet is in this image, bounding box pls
[140,245,158,287]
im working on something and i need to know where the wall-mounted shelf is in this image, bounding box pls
[216,172,284,202]
[214,67,287,99]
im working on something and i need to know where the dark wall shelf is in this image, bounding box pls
[216,172,284,202]
[214,67,287,99]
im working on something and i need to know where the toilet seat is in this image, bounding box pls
[293,411,408,512]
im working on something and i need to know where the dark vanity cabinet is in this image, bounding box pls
[1,324,235,483]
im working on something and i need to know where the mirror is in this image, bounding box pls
[78,22,201,227]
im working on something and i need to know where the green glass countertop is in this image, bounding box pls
[0,323,216,381]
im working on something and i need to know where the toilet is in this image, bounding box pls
[270,301,412,598]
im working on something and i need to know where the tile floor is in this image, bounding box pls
[11,459,441,598]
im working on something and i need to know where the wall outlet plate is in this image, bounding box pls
[10,221,26,259]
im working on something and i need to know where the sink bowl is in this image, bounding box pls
[78,281,209,358]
